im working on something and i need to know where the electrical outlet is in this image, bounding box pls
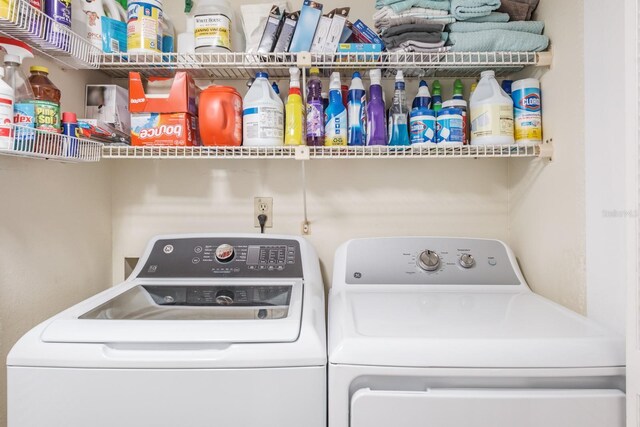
[254,197,273,228]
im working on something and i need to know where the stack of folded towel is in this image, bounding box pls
[447,20,549,52]
[498,0,540,21]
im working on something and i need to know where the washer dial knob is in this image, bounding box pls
[215,289,234,305]
[215,244,235,263]
[418,250,441,271]
[459,253,475,268]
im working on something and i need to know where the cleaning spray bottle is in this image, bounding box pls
[285,67,305,146]
[453,79,465,100]
[306,67,324,146]
[0,67,14,149]
[388,71,410,147]
[0,37,35,135]
[432,80,442,113]
[347,71,366,146]
[412,80,431,109]
[325,72,347,146]
[366,69,386,146]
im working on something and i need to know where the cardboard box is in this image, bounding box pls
[352,20,385,48]
[273,11,299,52]
[257,5,284,53]
[131,113,199,146]
[310,13,332,52]
[129,72,198,116]
[85,84,130,133]
[289,0,323,52]
[336,43,382,61]
[323,7,350,52]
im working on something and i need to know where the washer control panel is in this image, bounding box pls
[346,238,520,285]
[138,238,303,278]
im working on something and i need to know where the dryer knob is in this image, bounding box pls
[459,253,476,268]
[418,250,441,272]
[215,289,234,305]
[215,244,235,263]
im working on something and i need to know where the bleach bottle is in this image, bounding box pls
[366,69,387,146]
[243,71,284,146]
[470,70,514,145]
[412,80,431,110]
[325,72,347,146]
[388,71,410,147]
[347,72,367,146]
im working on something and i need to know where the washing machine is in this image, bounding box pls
[328,237,625,427]
[8,234,326,427]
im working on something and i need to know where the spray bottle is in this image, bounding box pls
[412,80,431,109]
[285,67,305,146]
[325,72,347,146]
[366,69,386,146]
[347,72,366,146]
[432,80,442,113]
[306,67,324,146]
[388,71,410,147]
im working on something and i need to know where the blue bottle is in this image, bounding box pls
[388,71,411,147]
[412,80,431,110]
[366,69,387,146]
[502,80,513,96]
[347,72,367,146]
[325,72,348,146]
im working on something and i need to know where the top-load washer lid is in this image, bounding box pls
[328,237,625,369]
[40,236,307,345]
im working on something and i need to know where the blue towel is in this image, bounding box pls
[464,12,510,22]
[450,0,501,20]
[448,30,549,51]
[376,0,451,12]
[449,21,545,34]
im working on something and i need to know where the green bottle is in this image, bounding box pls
[453,79,465,100]
[432,80,442,113]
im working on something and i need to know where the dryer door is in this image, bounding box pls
[350,388,625,427]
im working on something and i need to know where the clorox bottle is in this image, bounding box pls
[470,70,514,145]
[325,72,347,146]
[243,71,284,146]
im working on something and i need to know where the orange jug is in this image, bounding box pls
[199,85,242,146]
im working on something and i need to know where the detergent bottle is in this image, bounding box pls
[366,69,386,146]
[470,70,514,145]
[412,80,431,109]
[432,80,442,113]
[285,67,305,146]
[80,0,122,50]
[243,71,284,146]
[347,71,366,146]
[0,38,35,141]
[0,67,14,150]
[388,71,410,147]
[325,72,347,146]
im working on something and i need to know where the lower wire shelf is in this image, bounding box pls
[101,144,541,160]
[0,125,103,163]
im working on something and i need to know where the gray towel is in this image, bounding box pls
[377,16,454,32]
[383,22,446,36]
[383,31,443,47]
[463,12,510,22]
[448,29,549,51]
[449,21,544,34]
[498,0,540,21]
[450,0,501,20]
[376,0,451,13]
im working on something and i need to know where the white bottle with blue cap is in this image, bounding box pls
[243,71,284,146]
[347,72,367,146]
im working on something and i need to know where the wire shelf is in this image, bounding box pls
[0,0,101,69]
[101,144,540,160]
[0,125,103,162]
[97,51,550,79]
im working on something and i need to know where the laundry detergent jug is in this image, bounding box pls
[199,85,242,146]
[80,0,122,51]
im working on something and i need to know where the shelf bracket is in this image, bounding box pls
[297,52,312,68]
[538,138,554,162]
[295,146,311,161]
[536,50,553,68]
[300,161,310,235]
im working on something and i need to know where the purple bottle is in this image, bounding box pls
[44,0,72,51]
[306,67,325,146]
[366,69,387,146]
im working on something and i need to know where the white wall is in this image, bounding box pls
[0,59,112,425]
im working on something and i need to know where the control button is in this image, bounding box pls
[192,257,201,264]
[215,244,235,263]
[488,259,497,266]
[194,246,203,253]
[163,295,175,304]
[418,250,441,272]
[257,309,268,319]
[215,290,234,305]
[277,265,284,271]
[163,244,174,254]
[459,253,475,269]
[268,265,275,271]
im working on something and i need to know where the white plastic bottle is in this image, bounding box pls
[191,0,243,53]
[127,0,163,54]
[470,70,515,145]
[243,72,284,146]
[81,0,122,51]
[0,67,15,149]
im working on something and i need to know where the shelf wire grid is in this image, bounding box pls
[101,144,539,160]
[0,0,101,69]
[0,125,102,162]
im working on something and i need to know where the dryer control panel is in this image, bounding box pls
[138,238,303,279]
[345,238,520,285]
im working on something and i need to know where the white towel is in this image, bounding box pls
[374,7,456,29]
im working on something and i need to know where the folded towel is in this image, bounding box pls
[377,16,451,32]
[498,0,540,21]
[376,0,451,13]
[389,43,451,53]
[383,31,444,48]
[383,22,446,36]
[448,29,549,51]
[374,7,456,27]
[450,0,501,20]
[449,21,544,34]
[463,12,510,22]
